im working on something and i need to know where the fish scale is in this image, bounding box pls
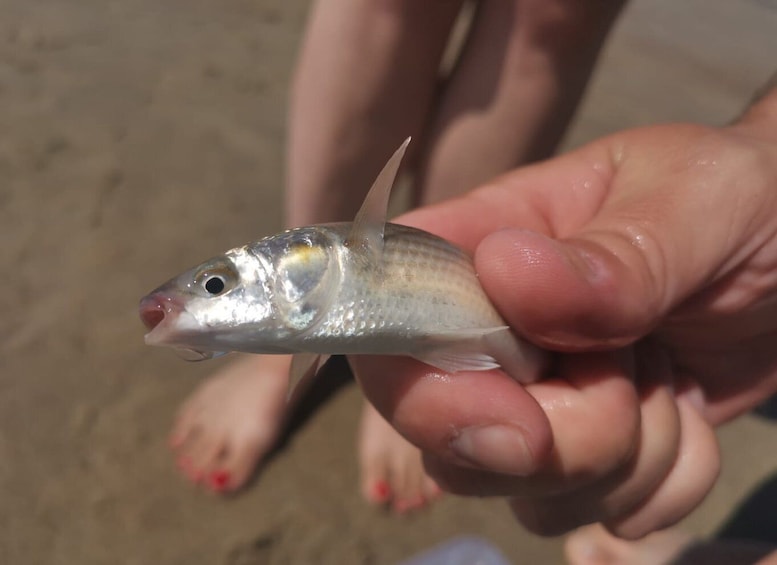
[302,223,502,345]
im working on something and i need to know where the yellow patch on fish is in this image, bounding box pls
[285,241,327,265]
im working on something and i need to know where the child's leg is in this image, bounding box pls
[415,0,625,205]
[286,0,464,226]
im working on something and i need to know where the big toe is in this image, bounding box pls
[389,452,432,514]
[209,435,267,494]
[358,401,443,514]
[174,429,224,486]
[359,444,392,505]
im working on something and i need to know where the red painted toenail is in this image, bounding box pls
[210,470,230,490]
[372,480,391,502]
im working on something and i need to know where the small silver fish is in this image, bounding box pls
[140,139,544,390]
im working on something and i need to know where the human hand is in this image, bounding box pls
[352,89,777,538]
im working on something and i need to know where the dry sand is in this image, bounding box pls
[1,0,776,563]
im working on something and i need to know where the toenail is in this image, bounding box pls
[372,480,391,502]
[210,470,230,490]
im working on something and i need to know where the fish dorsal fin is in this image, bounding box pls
[345,137,411,262]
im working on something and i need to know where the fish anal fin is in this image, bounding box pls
[433,326,547,385]
[411,326,509,373]
[288,352,331,401]
[345,137,411,262]
[411,350,500,373]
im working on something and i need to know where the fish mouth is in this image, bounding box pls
[139,292,185,346]
[139,292,223,361]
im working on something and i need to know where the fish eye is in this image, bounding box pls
[193,260,238,297]
[204,276,225,295]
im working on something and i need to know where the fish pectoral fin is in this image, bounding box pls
[345,137,411,263]
[174,348,228,362]
[411,326,509,373]
[288,352,331,401]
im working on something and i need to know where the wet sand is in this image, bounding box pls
[2,0,776,563]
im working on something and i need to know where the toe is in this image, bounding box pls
[216,438,265,493]
[184,429,226,486]
[358,409,393,505]
[390,442,431,514]
[170,394,206,450]
[205,468,232,493]
[389,455,415,514]
[422,475,443,502]
[359,455,392,505]
[173,423,206,483]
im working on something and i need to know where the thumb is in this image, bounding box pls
[475,228,662,350]
[474,124,775,351]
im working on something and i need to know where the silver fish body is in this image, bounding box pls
[141,222,540,380]
[292,223,506,351]
[140,139,543,385]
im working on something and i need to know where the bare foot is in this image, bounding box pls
[170,352,442,509]
[565,524,777,565]
[358,401,442,514]
[170,354,291,494]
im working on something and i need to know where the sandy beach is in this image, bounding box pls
[2,0,776,563]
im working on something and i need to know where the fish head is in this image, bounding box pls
[139,227,342,358]
[139,247,276,357]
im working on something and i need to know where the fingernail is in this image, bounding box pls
[679,383,706,415]
[567,245,607,285]
[451,425,535,476]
